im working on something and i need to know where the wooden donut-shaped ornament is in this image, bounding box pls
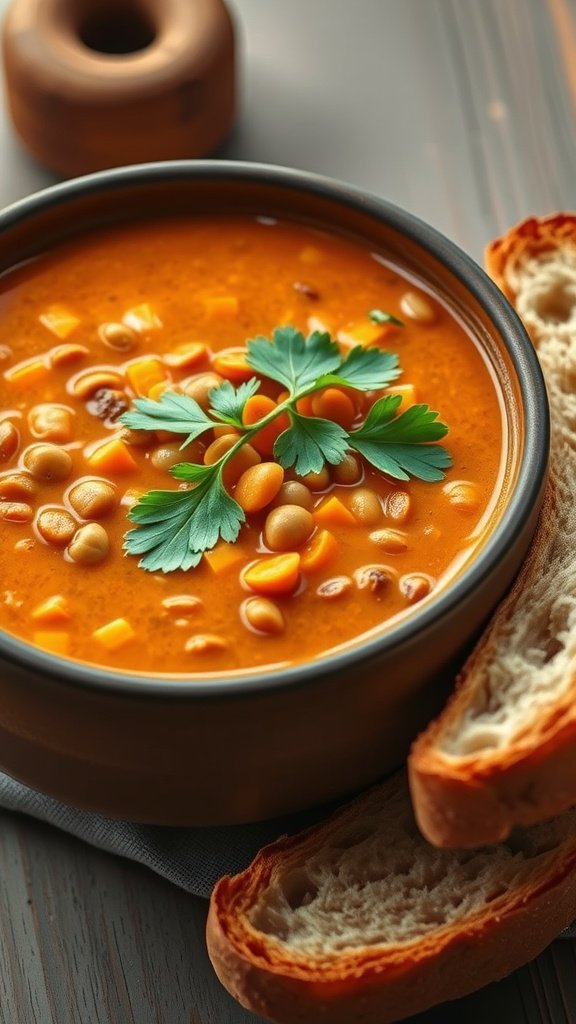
[1,0,236,177]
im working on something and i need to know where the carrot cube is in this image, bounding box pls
[31,595,71,625]
[86,438,138,474]
[4,357,49,388]
[313,496,357,528]
[122,303,162,332]
[212,350,253,383]
[338,319,399,347]
[164,342,208,369]
[33,631,70,655]
[126,357,167,397]
[147,381,172,402]
[385,384,417,411]
[204,542,245,575]
[92,617,136,651]
[39,306,81,339]
[300,529,339,573]
[243,553,301,595]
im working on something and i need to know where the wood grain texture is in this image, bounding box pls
[0,811,574,1024]
[0,812,265,1024]
[1,0,576,1021]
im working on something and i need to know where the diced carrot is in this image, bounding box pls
[212,350,253,383]
[164,342,208,369]
[38,306,81,339]
[338,318,399,347]
[242,395,290,455]
[4,357,49,387]
[92,617,136,650]
[384,384,417,411]
[313,495,357,528]
[86,438,138,474]
[33,630,70,655]
[126,357,167,397]
[243,553,300,596]
[234,462,284,513]
[148,381,172,402]
[122,303,162,332]
[204,542,245,575]
[300,529,339,573]
[311,388,356,430]
[31,595,71,625]
[203,296,239,318]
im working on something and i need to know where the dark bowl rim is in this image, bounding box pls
[0,159,550,700]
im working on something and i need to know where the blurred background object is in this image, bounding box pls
[1,0,236,176]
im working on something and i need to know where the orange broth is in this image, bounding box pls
[0,216,505,675]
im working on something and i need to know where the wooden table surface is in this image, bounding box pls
[1,1,576,1021]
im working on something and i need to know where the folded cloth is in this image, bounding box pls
[0,771,573,938]
[0,770,328,898]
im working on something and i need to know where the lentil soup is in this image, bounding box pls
[0,216,505,675]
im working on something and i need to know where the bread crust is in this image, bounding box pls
[207,797,576,1024]
[485,212,576,308]
[409,212,576,848]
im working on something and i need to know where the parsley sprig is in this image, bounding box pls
[120,327,451,572]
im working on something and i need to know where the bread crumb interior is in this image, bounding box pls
[440,249,576,757]
[247,786,576,954]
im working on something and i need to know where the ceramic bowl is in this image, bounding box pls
[0,162,549,824]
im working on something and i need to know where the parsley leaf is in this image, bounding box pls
[247,326,341,394]
[353,396,449,442]
[120,326,452,573]
[208,378,260,427]
[317,345,400,391]
[273,413,349,476]
[369,308,405,327]
[121,391,214,448]
[124,465,245,571]
[349,397,452,482]
[124,489,205,572]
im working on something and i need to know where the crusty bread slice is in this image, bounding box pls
[207,770,576,1024]
[409,213,576,848]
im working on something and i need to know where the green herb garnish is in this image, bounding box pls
[120,326,451,572]
[368,308,405,327]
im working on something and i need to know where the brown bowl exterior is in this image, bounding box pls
[0,163,549,824]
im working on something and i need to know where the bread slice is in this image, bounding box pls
[207,770,576,1024]
[409,213,576,848]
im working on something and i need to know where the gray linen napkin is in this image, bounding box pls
[0,770,329,897]
[1,771,573,938]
